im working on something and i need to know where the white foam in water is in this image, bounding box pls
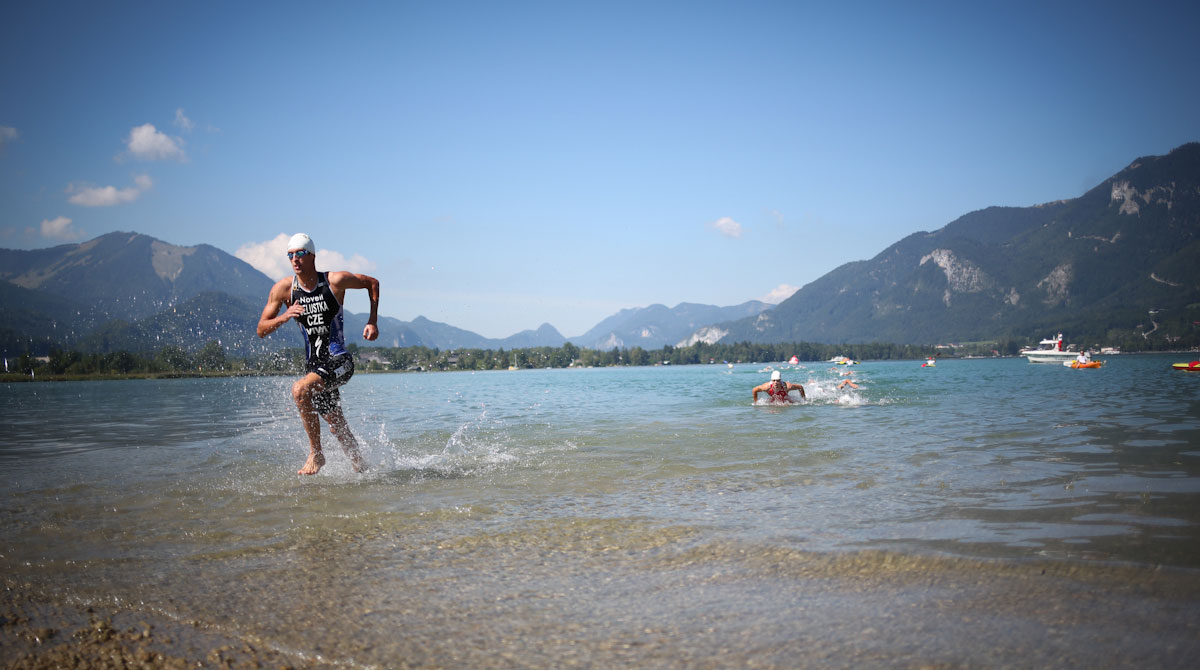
[369,409,520,477]
[440,410,519,467]
[752,374,869,406]
[809,377,864,405]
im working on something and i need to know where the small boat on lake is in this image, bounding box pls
[1173,361,1200,372]
[1020,333,1078,364]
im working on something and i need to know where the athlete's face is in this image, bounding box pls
[288,248,314,274]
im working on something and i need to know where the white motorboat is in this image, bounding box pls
[1020,333,1078,363]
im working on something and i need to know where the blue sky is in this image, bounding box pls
[3,1,1198,340]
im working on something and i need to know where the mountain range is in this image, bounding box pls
[0,233,275,356]
[687,142,1200,346]
[346,314,570,351]
[569,301,770,350]
[0,231,585,356]
[0,231,764,355]
[3,143,1197,356]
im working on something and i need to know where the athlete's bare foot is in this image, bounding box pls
[347,448,365,473]
[298,451,325,475]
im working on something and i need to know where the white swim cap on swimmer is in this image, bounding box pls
[287,233,316,254]
[771,370,781,381]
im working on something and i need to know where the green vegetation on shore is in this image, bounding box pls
[0,341,290,382]
[4,340,938,380]
[5,335,1196,383]
[375,340,945,372]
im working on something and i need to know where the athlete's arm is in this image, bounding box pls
[752,382,766,402]
[257,279,302,338]
[329,271,381,341]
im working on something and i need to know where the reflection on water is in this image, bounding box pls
[2,355,1199,667]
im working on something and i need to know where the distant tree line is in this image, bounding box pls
[2,339,935,378]
[6,326,1198,380]
[351,340,945,372]
[1,341,301,378]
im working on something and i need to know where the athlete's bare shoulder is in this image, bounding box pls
[268,276,293,301]
[324,270,352,285]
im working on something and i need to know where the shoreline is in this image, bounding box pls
[1,584,306,670]
[5,550,1200,669]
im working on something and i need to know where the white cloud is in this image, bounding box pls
[0,125,17,149]
[760,283,800,304]
[236,234,293,279]
[236,233,377,279]
[317,249,376,274]
[707,216,743,239]
[174,108,194,132]
[36,216,85,242]
[68,174,153,206]
[125,123,186,161]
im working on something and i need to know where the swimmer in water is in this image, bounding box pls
[257,233,381,475]
[837,379,860,390]
[752,370,806,404]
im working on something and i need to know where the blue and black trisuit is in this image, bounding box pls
[291,272,354,413]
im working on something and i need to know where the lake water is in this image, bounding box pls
[3,355,1199,667]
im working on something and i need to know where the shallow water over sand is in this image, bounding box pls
[3,355,1199,667]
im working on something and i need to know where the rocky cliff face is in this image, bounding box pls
[919,249,993,305]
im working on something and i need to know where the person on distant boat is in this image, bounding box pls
[1076,350,1092,365]
[753,370,806,404]
[257,233,381,475]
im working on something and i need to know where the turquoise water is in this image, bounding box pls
[3,355,1199,667]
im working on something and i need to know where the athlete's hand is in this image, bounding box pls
[284,302,304,321]
[363,323,378,341]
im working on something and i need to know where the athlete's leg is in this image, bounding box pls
[292,372,327,475]
[323,406,364,473]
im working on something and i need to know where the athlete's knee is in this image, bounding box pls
[293,378,319,405]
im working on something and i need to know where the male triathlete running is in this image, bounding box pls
[257,233,380,475]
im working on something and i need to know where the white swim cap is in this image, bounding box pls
[771,370,781,381]
[287,233,315,254]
